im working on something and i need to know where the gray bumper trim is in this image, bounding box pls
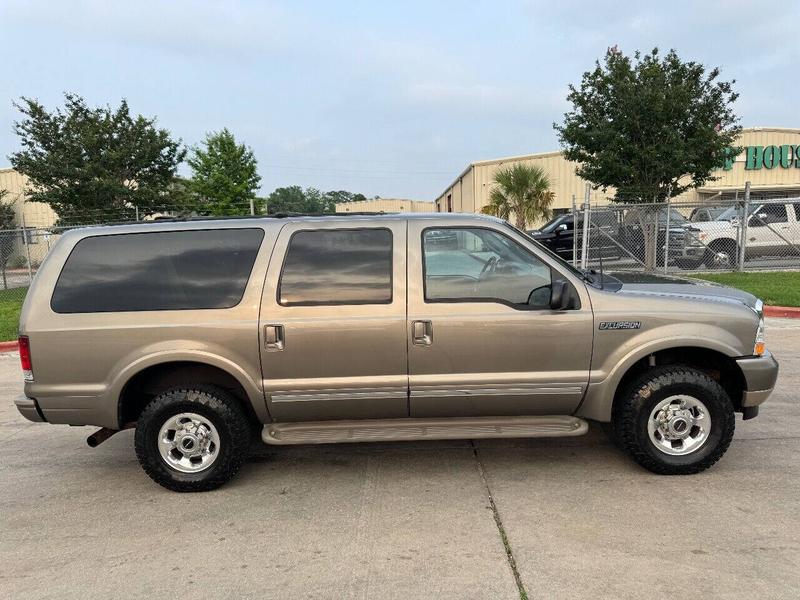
[14,395,45,422]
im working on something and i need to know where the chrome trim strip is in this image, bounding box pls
[410,385,584,398]
[271,388,408,404]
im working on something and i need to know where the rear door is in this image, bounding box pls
[259,218,408,421]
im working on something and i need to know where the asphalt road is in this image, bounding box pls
[2,320,799,599]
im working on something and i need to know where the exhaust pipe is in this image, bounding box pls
[87,427,120,448]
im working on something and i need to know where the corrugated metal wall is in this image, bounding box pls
[0,168,58,228]
[335,198,435,213]
[435,128,800,224]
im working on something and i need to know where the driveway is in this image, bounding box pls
[1,320,798,599]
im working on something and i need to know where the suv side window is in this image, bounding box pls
[423,227,552,308]
[279,228,392,306]
[751,204,788,226]
[51,228,265,313]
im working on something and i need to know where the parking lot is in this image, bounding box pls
[1,320,798,599]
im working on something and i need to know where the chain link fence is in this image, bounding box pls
[544,190,800,275]
[3,191,800,312]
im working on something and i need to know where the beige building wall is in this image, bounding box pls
[0,168,58,229]
[335,198,435,213]
[435,127,800,223]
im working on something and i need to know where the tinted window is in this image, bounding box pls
[423,228,551,308]
[279,229,392,306]
[752,204,788,226]
[52,229,264,313]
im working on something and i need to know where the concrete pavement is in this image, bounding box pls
[1,321,799,599]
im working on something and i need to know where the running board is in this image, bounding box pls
[262,415,588,445]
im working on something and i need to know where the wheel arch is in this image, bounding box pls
[578,342,747,422]
[117,358,266,428]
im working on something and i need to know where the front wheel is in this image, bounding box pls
[611,366,735,475]
[134,385,252,492]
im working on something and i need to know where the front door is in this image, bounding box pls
[747,203,790,256]
[259,219,408,421]
[407,220,593,417]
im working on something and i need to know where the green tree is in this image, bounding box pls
[480,164,555,229]
[555,47,740,202]
[265,186,312,214]
[0,192,16,289]
[555,47,741,269]
[10,94,186,224]
[188,128,261,216]
[265,187,364,214]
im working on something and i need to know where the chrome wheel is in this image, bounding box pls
[647,395,711,456]
[157,412,220,473]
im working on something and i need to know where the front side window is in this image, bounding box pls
[279,228,392,306]
[423,227,552,308]
[52,228,265,313]
[751,203,788,226]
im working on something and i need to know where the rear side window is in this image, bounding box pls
[279,229,392,306]
[51,229,264,313]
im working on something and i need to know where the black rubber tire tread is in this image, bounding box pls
[134,385,251,492]
[613,365,735,475]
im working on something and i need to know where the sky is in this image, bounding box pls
[1,0,798,201]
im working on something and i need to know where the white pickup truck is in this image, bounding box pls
[676,200,800,269]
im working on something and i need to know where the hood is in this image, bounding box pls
[607,271,758,309]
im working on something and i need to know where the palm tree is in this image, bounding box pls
[480,164,555,230]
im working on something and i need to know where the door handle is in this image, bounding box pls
[264,324,285,352]
[412,320,433,346]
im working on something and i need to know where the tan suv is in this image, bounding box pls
[15,214,778,491]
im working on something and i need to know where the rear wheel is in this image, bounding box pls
[612,366,735,475]
[134,385,252,492]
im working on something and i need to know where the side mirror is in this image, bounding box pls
[550,280,571,310]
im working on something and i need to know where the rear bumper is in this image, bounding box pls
[736,351,779,408]
[14,395,46,422]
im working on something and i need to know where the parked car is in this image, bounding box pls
[15,213,777,491]
[528,211,620,261]
[675,201,800,268]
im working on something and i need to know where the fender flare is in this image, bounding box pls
[110,349,268,426]
[576,336,743,422]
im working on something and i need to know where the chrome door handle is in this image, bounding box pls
[264,324,285,352]
[412,320,433,346]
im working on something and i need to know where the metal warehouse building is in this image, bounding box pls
[335,198,435,213]
[435,127,800,217]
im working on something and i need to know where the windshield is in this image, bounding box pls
[716,204,759,222]
[539,215,570,233]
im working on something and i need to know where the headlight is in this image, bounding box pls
[754,299,765,356]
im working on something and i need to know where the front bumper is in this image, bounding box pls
[14,395,46,422]
[736,351,779,407]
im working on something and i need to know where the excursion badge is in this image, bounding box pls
[599,321,641,330]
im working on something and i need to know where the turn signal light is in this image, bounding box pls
[754,341,765,356]
[18,335,33,381]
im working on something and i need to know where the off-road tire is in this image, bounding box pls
[134,385,252,492]
[612,366,735,475]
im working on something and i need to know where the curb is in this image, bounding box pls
[764,305,800,319]
[0,340,19,353]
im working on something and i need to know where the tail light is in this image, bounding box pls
[19,335,33,382]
